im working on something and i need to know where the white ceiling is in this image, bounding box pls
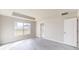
[0,9,77,20]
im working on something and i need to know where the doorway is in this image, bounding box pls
[40,23,45,38]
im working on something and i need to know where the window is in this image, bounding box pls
[15,22,23,36]
[15,22,31,37]
[24,23,31,35]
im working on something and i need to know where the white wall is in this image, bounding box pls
[0,15,36,44]
[36,18,64,43]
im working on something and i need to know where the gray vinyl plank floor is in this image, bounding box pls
[0,38,79,50]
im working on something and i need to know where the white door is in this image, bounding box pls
[64,18,77,47]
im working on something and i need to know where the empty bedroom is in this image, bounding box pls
[0,9,78,50]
